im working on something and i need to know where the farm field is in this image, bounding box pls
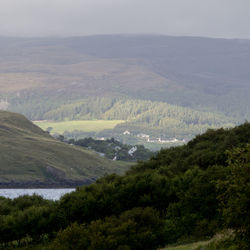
[34,120,124,134]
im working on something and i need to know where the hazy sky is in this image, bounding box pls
[0,0,250,38]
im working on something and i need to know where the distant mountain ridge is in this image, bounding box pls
[1,35,249,119]
[0,35,249,145]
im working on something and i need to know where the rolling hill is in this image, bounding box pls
[0,111,130,187]
[32,97,236,150]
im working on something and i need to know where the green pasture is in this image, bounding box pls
[34,120,124,134]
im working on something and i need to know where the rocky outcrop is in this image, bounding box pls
[45,165,66,180]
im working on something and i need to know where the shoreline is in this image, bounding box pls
[0,179,95,189]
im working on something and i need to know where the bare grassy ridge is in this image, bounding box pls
[0,110,130,184]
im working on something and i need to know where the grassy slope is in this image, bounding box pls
[0,111,130,183]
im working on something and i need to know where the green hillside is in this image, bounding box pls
[0,111,130,186]
[33,97,236,149]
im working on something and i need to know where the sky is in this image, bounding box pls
[0,0,250,39]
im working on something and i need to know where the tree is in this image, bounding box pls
[216,145,250,246]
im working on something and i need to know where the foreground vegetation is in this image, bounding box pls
[0,123,249,249]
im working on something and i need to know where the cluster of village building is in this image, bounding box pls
[123,130,185,144]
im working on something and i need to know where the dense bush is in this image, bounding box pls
[0,195,56,246]
[216,145,250,246]
[52,207,165,250]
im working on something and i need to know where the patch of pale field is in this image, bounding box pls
[34,120,124,134]
[161,232,231,250]
[161,240,211,250]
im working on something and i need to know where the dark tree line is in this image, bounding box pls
[67,137,154,162]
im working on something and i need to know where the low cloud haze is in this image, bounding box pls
[0,0,250,38]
